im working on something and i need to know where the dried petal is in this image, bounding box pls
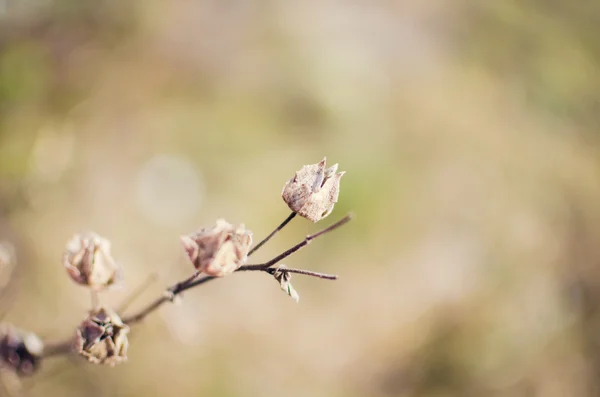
[282,157,345,222]
[273,265,300,302]
[0,324,44,376]
[180,219,253,277]
[74,306,129,366]
[63,232,122,290]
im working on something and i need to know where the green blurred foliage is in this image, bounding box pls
[456,0,600,134]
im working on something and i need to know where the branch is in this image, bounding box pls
[123,214,350,324]
[121,275,215,324]
[41,213,351,358]
[160,212,296,298]
[241,213,352,271]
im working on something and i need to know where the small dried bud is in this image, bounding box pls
[74,306,129,366]
[180,219,253,277]
[63,232,121,290]
[273,265,300,303]
[0,324,44,376]
[282,157,344,222]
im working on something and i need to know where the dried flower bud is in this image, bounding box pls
[282,157,344,222]
[273,265,300,302]
[74,306,129,366]
[180,219,253,277]
[63,232,121,290]
[0,324,44,376]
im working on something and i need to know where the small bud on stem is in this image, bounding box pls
[282,157,345,222]
[74,307,129,366]
[63,232,122,291]
[180,220,253,277]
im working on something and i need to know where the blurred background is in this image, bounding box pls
[0,0,599,396]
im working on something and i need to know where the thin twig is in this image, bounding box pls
[121,296,167,325]
[247,212,296,257]
[242,213,352,271]
[168,275,216,297]
[118,272,160,314]
[121,274,214,325]
[42,341,73,358]
[237,265,339,279]
[169,270,200,296]
[265,267,338,280]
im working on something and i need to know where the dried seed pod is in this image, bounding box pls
[272,265,300,302]
[180,219,253,277]
[282,157,344,222]
[63,232,122,290]
[74,306,129,366]
[0,324,44,376]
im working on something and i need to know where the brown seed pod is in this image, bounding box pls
[0,324,44,376]
[180,219,253,277]
[63,232,122,290]
[74,306,129,366]
[282,157,344,222]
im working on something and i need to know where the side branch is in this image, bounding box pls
[242,213,352,271]
[264,267,337,280]
[43,340,73,358]
[248,212,296,257]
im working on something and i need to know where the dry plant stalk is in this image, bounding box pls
[0,158,351,376]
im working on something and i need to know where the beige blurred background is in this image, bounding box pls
[1,0,600,396]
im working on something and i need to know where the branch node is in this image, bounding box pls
[163,290,176,302]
